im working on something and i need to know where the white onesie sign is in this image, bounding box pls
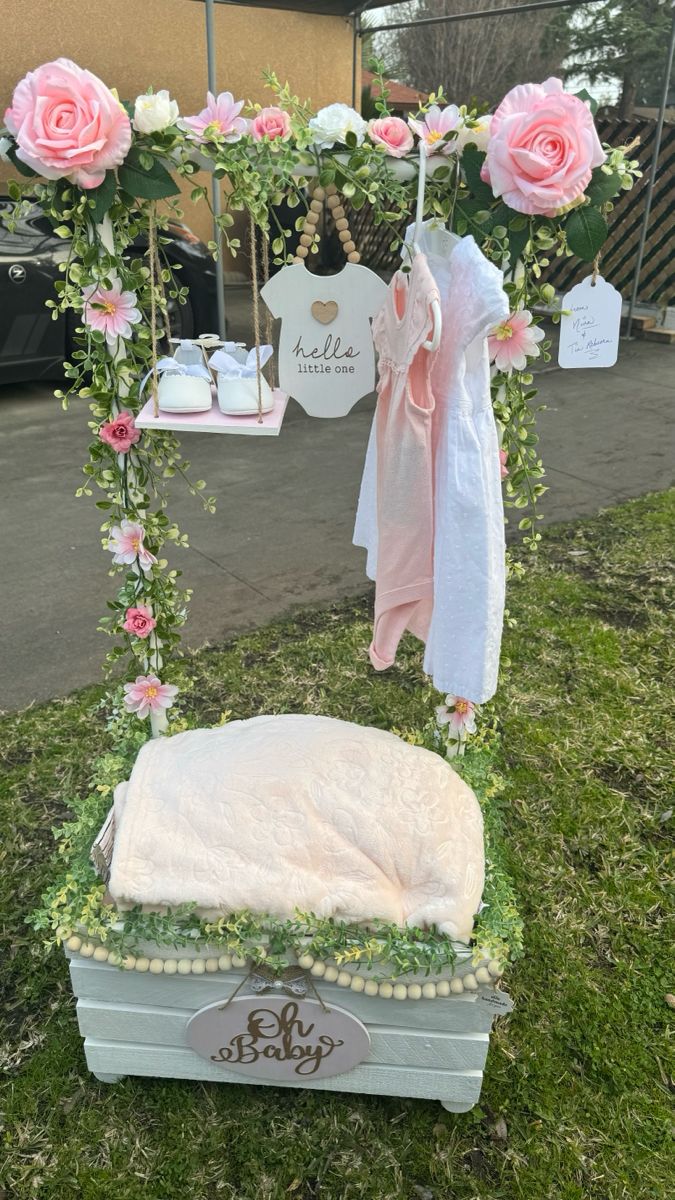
[261,262,388,417]
[558,275,622,369]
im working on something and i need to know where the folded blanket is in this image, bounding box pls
[109,715,484,941]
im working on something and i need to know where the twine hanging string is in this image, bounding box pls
[590,134,639,290]
[218,963,330,1013]
[249,209,264,424]
[146,204,172,418]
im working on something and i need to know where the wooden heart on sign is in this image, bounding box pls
[311,299,339,325]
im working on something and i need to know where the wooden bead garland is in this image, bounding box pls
[64,934,504,999]
[292,182,361,266]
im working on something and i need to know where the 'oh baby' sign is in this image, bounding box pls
[262,262,388,417]
[187,994,371,1082]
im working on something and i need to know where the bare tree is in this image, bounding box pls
[372,0,570,108]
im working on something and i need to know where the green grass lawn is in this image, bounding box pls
[1,491,673,1200]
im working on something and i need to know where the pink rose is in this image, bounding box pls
[482,78,605,216]
[368,115,414,158]
[251,106,291,143]
[3,58,131,190]
[99,411,141,454]
[123,604,157,639]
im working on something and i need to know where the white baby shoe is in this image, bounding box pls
[209,343,275,416]
[156,339,214,413]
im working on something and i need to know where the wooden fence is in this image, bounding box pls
[346,115,674,308]
[547,116,675,308]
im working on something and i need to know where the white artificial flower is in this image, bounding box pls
[307,102,368,150]
[456,114,492,155]
[133,90,180,134]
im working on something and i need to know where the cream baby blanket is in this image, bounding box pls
[109,715,484,941]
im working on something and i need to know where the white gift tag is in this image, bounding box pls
[558,275,621,369]
[477,988,514,1015]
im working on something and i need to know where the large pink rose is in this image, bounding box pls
[482,78,605,216]
[368,116,414,158]
[251,106,291,143]
[3,58,131,189]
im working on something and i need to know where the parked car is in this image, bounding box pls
[0,198,218,385]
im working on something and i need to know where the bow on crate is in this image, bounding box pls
[219,963,329,1012]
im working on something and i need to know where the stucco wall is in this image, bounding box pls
[0,0,355,261]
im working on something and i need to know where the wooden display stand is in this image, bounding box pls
[65,945,510,1112]
[61,192,514,1115]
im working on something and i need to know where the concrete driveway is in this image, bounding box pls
[1,329,672,712]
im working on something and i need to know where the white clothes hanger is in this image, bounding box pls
[413,142,443,354]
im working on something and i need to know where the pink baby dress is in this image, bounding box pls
[355,223,509,703]
[364,253,440,671]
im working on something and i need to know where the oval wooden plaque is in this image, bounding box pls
[186,994,371,1082]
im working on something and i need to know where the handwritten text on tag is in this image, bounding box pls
[558,275,621,369]
[477,988,514,1015]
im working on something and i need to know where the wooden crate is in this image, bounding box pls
[66,950,509,1112]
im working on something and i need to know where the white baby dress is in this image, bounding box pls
[354,224,509,703]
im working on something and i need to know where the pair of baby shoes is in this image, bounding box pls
[155,336,274,416]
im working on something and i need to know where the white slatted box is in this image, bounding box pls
[66,951,508,1112]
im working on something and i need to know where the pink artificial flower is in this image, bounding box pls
[481,77,605,216]
[499,448,509,480]
[488,309,545,372]
[123,673,178,720]
[408,104,461,156]
[3,58,131,189]
[122,604,157,639]
[180,91,248,144]
[368,115,414,158]
[82,277,141,346]
[436,696,477,736]
[251,106,291,143]
[99,411,140,454]
[107,520,157,571]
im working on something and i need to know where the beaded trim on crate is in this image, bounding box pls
[64,935,504,1000]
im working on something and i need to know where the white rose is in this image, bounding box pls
[0,135,13,163]
[307,102,368,150]
[133,90,180,134]
[456,114,492,155]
